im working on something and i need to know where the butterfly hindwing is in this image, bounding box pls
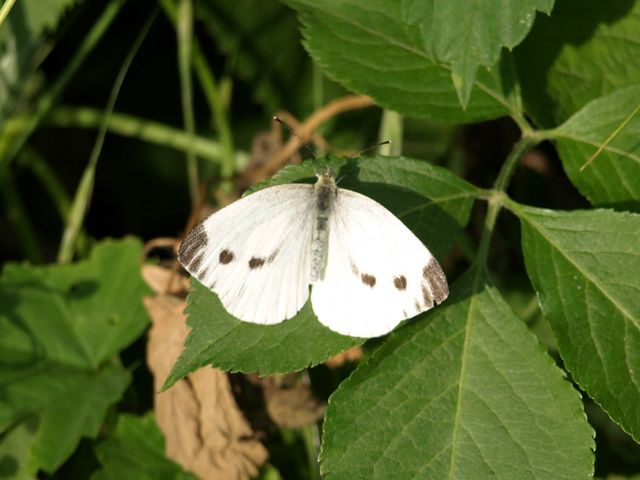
[179,184,316,324]
[310,188,448,337]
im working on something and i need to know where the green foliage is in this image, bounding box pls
[1,0,640,478]
[284,0,520,122]
[516,206,640,440]
[93,414,196,480]
[552,85,640,211]
[321,266,593,479]
[0,238,148,473]
[400,0,554,107]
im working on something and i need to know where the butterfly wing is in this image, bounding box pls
[310,188,448,337]
[179,184,315,325]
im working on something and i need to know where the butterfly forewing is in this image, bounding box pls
[179,184,316,324]
[310,188,448,337]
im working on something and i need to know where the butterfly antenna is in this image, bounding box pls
[347,140,391,159]
[273,116,317,160]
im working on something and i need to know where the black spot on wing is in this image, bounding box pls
[361,273,376,287]
[249,257,266,269]
[423,259,449,304]
[219,249,235,264]
[178,222,207,273]
[393,275,407,291]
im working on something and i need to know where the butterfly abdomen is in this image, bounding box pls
[310,173,337,283]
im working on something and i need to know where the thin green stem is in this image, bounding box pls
[301,422,322,480]
[58,9,156,263]
[177,0,198,204]
[0,0,126,171]
[378,110,403,155]
[0,0,16,27]
[476,135,539,266]
[159,0,235,179]
[44,106,226,160]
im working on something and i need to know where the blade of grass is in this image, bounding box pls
[0,0,16,27]
[177,0,198,204]
[0,0,126,173]
[57,10,158,263]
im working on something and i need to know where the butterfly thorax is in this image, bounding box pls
[310,172,337,283]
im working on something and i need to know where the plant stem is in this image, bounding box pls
[0,0,126,172]
[44,106,226,161]
[475,134,538,266]
[177,0,198,204]
[159,0,235,180]
[57,9,156,263]
[378,110,403,155]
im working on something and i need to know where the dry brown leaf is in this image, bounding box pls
[262,374,325,429]
[142,264,189,296]
[145,293,268,479]
[324,346,363,368]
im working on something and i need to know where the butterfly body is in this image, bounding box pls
[179,169,448,338]
[310,171,337,282]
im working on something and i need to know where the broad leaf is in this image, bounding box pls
[553,85,640,212]
[515,0,640,126]
[517,205,640,441]
[400,0,554,108]
[284,0,520,122]
[166,156,477,384]
[93,413,196,480]
[320,266,594,479]
[0,238,149,472]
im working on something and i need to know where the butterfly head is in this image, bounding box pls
[315,167,337,190]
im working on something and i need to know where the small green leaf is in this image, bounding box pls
[93,413,196,480]
[0,238,149,472]
[320,266,593,479]
[284,0,519,122]
[400,0,554,108]
[553,85,640,211]
[166,156,477,385]
[515,0,640,126]
[516,205,640,441]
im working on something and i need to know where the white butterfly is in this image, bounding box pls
[178,167,448,338]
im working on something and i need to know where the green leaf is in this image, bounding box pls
[165,156,477,385]
[400,0,554,108]
[93,413,196,480]
[515,0,640,126]
[284,0,520,122]
[320,266,594,479]
[553,85,640,211]
[0,237,150,368]
[516,205,640,441]
[0,238,149,472]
